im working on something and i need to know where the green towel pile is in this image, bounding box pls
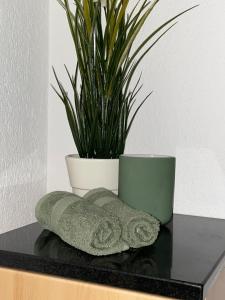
[35,188,160,256]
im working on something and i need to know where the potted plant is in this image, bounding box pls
[53,0,196,196]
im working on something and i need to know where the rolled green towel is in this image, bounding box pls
[35,192,129,256]
[84,188,160,249]
[35,191,71,231]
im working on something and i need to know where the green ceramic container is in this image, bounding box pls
[119,155,176,224]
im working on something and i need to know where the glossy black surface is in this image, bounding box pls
[0,214,224,300]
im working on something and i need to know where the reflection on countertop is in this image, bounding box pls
[0,214,225,300]
[34,226,172,278]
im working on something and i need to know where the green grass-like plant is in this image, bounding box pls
[53,0,197,159]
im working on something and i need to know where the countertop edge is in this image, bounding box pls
[0,249,203,300]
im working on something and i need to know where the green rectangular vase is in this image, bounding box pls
[119,155,176,224]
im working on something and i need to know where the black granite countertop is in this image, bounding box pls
[0,214,224,300]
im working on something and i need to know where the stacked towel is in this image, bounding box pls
[35,191,71,231]
[35,192,129,256]
[84,188,160,248]
[36,189,160,256]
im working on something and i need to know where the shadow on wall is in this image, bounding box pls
[0,150,46,234]
[0,180,46,234]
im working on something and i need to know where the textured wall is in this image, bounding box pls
[48,0,225,219]
[0,0,49,233]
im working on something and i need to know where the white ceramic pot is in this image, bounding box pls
[65,155,119,196]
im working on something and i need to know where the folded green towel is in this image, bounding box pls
[35,192,129,256]
[84,188,160,249]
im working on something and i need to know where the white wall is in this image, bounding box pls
[48,0,75,192]
[48,0,225,219]
[0,0,49,233]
